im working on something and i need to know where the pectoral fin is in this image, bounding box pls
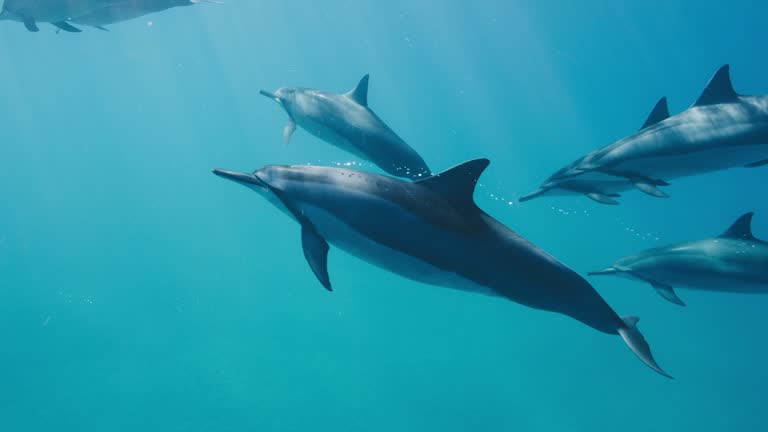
[23,17,39,32]
[586,192,620,205]
[745,159,768,168]
[283,120,296,145]
[52,21,82,33]
[652,282,685,306]
[630,177,670,198]
[301,226,332,291]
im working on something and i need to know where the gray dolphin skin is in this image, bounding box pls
[260,75,432,180]
[0,0,116,32]
[213,159,671,377]
[590,213,768,306]
[71,0,206,30]
[520,65,768,204]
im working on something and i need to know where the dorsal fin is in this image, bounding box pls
[720,212,757,241]
[415,159,490,207]
[640,97,670,129]
[346,74,369,106]
[693,65,739,106]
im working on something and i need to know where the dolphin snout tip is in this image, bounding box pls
[259,90,279,100]
[519,188,547,203]
[588,268,618,276]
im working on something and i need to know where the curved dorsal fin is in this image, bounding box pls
[720,212,756,241]
[640,97,670,129]
[346,74,369,106]
[693,65,739,106]
[415,159,490,207]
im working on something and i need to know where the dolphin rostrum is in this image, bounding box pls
[590,212,768,306]
[520,65,768,204]
[213,159,671,377]
[259,75,432,180]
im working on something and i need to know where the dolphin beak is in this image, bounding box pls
[212,168,265,187]
[259,90,280,102]
[588,268,619,276]
[519,187,548,202]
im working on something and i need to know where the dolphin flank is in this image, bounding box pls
[590,212,768,306]
[260,75,432,180]
[520,65,768,204]
[213,159,671,378]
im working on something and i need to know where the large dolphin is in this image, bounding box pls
[590,212,768,306]
[259,76,432,180]
[0,0,116,32]
[520,65,768,204]
[71,0,210,30]
[212,159,671,377]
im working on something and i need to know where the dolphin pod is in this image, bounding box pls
[520,65,768,204]
[260,75,432,180]
[590,213,768,306]
[213,160,671,378]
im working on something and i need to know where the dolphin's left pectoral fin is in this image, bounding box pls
[52,21,82,33]
[283,120,296,145]
[23,18,39,32]
[651,282,686,306]
[630,176,669,198]
[745,159,768,168]
[301,226,332,291]
[586,192,620,205]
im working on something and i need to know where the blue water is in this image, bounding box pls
[1,1,767,430]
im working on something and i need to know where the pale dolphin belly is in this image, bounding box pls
[612,142,768,180]
[298,203,497,297]
[292,113,369,161]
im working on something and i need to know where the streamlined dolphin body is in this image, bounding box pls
[590,213,768,306]
[0,0,114,32]
[71,0,203,30]
[213,159,671,377]
[520,65,768,204]
[260,76,431,180]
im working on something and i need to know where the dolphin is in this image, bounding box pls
[520,65,768,204]
[212,159,671,378]
[0,0,117,32]
[70,0,212,30]
[590,212,768,306]
[259,75,432,180]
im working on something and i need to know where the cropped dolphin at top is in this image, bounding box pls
[259,75,432,180]
[72,0,215,31]
[0,0,116,32]
[590,213,768,306]
[520,65,768,204]
[213,159,672,378]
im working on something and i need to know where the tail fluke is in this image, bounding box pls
[617,316,673,379]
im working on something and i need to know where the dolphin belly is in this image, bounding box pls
[610,142,768,180]
[293,114,370,161]
[298,202,497,297]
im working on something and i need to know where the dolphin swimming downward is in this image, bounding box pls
[259,75,432,180]
[213,159,671,378]
[590,212,768,306]
[520,65,768,204]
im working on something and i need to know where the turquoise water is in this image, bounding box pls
[1,1,767,430]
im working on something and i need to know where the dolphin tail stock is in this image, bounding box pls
[617,316,673,379]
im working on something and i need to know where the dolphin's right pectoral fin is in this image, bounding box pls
[586,192,620,205]
[23,17,39,32]
[301,226,332,291]
[52,21,82,33]
[283,120,296,145]
[618,316,673,379]
[630,176,669,198]
[745,159,768,168]
[651,282,686,306]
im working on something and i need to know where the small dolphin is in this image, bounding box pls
[71,0,212,30]
[0,0,116,32]
[520,65,768,204]
[590,212,768,306]
[213,159,671,377]
[259,75,432,180]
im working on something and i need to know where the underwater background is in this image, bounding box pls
[1,1,767,430]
